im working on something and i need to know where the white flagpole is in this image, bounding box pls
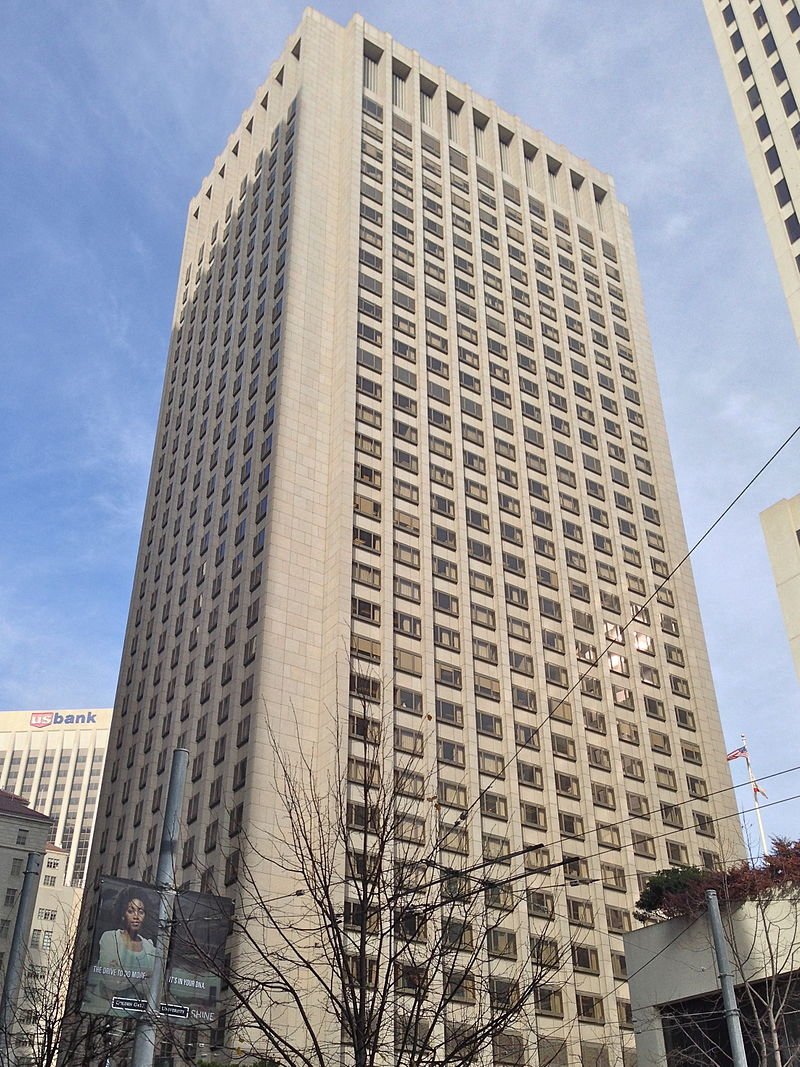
[742,734,768,856]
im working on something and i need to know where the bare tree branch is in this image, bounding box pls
[178,688,564,1067]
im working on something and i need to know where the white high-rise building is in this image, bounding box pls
[0,712,109,1064]
[703,0,800,343]
[83,11,742,1064]
[0,790,52,987]
[703,1,800,687]
[0,709,110,889]
[761,494,800,683]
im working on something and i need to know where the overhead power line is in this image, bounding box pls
[458,417,800,832]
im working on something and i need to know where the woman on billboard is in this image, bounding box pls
[83,880,158,1016]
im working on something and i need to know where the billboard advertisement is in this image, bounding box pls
[82,878,159,1018]
[81,877,232,1026]
[166,889,233,1025]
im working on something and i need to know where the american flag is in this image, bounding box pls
[726,745,748,761]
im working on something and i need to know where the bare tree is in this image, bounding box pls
[733,891,800,1067]
[636,841,800,1067]
[184,692,567,1067]
[0,906,132,1067]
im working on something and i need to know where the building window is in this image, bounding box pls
[566,897,593,927]
[606,905,632,933]
[666,840,689,866]
[392,70,406,110]
[601,863,627,892]
[476,712,502,738]
[558,811,584,839]
[572,944,600,974]
[580,990,605,1024]
[420,88,434,126]
[483,834,511,863]
[232,758,247,792]
[437,739,465,768]
[487,928,517,959]
[534,986,564,1017]
[632,831,656,859]
[363,54,379,93]
[447,105,460,143]
[694,811,716,838]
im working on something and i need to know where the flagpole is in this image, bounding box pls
[742,734,768,856]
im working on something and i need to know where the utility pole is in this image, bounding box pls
[706,889,749,1067]
[0,852,43,1067]
[130,748,188,1067]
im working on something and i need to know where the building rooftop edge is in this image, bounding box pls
[0,789,52,822]
[194,6,618,210]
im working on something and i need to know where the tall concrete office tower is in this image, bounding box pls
[761,494,800,683]
[84,10,742,1064]
[703,1,800,687]
[704,0,800,343]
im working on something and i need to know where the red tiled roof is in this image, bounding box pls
[0,789,51,823]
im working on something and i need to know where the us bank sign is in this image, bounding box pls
[30,711,98,729]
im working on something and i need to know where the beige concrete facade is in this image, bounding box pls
[761,493,800,684]
[84,10,743,1064]
[624,898,800,1066]
[0,710,110,889]
[0,791,51,994]
[0,712,108,1062]
[13,846,82,1067]
[703,0,800,344]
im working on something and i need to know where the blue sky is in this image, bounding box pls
[1,1,798,840]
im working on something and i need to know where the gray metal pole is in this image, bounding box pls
[130,748,188,1067]
[0,851,43,1067]
[706,889,749,1067]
